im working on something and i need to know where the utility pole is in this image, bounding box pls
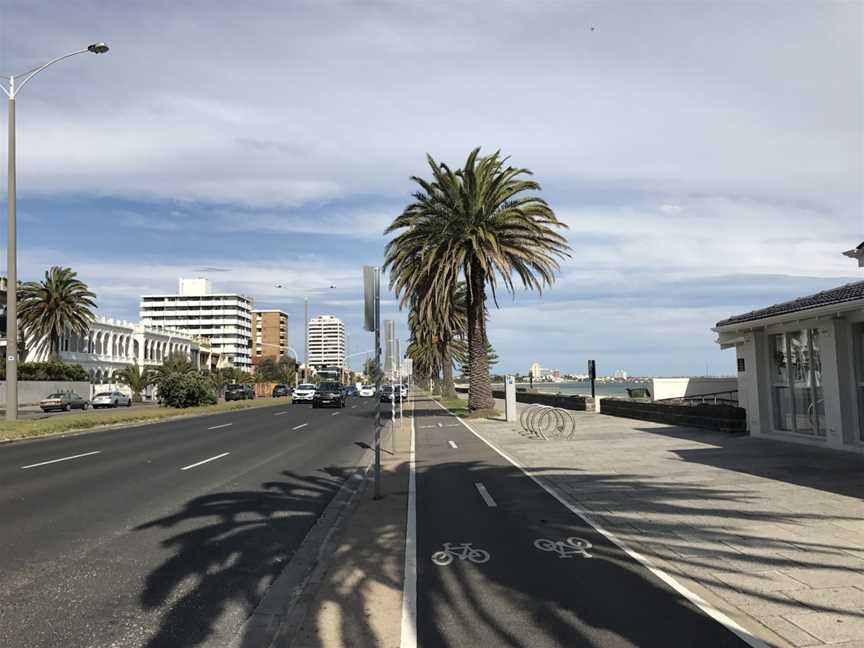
[303,296,308,383]
[373,267,382,499]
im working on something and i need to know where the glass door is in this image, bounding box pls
[770,329,824,436]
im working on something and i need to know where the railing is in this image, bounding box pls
[655,389,739,406]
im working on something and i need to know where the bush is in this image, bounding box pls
[156,371,217,408]
[0,361,89,382]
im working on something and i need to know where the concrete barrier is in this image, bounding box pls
[456,386,587,411]
[0,381,92,406]
[599,398,747,433]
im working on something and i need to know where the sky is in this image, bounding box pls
[0,1,861,377]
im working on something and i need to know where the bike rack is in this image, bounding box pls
[520,404,575,440]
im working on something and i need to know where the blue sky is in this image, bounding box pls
[0,1,861,376]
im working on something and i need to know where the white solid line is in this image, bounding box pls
[207,423,233,430]
[475,482,497,507]
[180,452,230,471]
[400,395,417,648]
[419,425,434,429]
[20,450,101,470]
[292,423,308,430]
[273,411,289,416]
[448,440,458,449]
[432,400,770,648]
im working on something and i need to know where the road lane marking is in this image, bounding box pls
[431,542,491,565]
[331,412,340,416]
[351,405,357,409]
[475,482,497,507]
[292,423,308,430]
[273,411,289,416]
[419,425,434,429]
[20,450,101,470]
[207,423,233,430]
[180,452,230,471]
[534,537,593,558]
[433,399,769,648]
[448,440,458,449]
[436,422,443,428]
[400,394,417,648]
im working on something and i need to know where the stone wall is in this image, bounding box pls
[599,398,747,433]
[0,381,92,407]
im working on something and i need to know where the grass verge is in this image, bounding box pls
[439,398,470,417]
[0,397,290,443]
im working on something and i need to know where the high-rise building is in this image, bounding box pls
[139,278,254,371]
[252,310,289,365]
[307,315,345,369]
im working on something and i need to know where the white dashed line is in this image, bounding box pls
[20,451,102,470]
[331,412,340,416]
[448,440,458,449]
[419,425,434,429]
[273,411,289,416]
[436,422,443,428]
[475,482,497,507]
[180,452,230,471]
[351,405,357,409]
[292,423,308,430]
[207,423,233,430]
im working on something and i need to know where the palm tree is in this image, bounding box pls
[18,266,97,360]
[116,364,155,402]
[386,149,570,410]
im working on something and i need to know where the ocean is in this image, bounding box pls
[495,381,649,397]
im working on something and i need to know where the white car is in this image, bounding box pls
[292,384,317,404]
[358,384,376,398]
[92,390,132,409]
[399,384,408,398]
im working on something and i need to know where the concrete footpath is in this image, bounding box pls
[461,396,864,648]
[285,406,411,648]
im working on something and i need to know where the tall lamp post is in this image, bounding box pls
[275,283,335,384]
[1,43,109,422]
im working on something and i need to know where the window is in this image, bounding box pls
[854,325,864,442]
[770,329,824,436]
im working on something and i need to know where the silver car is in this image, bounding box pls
[92,390,132,409]
[292,383,317,404]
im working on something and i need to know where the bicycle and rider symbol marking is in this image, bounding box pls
[534,537,593,558]
[431,543,491,566]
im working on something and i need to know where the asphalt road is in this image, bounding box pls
[414,401,752,648]
[0,397,380,648]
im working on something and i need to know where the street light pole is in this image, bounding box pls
[2,43,109,422]
[304,296,308,383]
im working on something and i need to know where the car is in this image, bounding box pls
[379,384,402,403]
[243,384,256,399]
[313,382,346,409]
[40,391,90,412]
[345,385,358,397]
[398,384,408,398]
[292,383,317,404]
[92,390,132,409]
[224,384,249,401]
[272,384,292,398]
[358,384,376,398]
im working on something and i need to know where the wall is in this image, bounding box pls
[600,398,746,433]
[456,386,587,411]
[0,381,91,407]
[651,377,739,401]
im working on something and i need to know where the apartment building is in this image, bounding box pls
[140,278,253,371]
[252,309,289,364]
[307,314,345,369]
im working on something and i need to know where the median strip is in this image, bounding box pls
[21,450,102,470]
[207,423,233,430]
[180,452,230,471]
[292,423,308,430]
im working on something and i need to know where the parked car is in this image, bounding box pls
[224,384,249,401]
[92,390,132,409]
[379,384,402,403]
[313,382,346,409]
[359,384,376,398]
[243,384,256,399]
[398,384,408,398]
[40,392,89,413]
[292,383,317,404]
[272,384,292,398]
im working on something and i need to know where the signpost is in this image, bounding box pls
[588,359,596,399]
[363,265,382,499]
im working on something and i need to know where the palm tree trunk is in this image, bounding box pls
[467,259,494,410]
[439,340,456,400]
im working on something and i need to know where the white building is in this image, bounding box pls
[714,278,864,454]
[614,369,629,380]
[140,278,253,371]
[307,315,345,369]
[28,316,222,389]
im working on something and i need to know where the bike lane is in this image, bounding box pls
[414,400,755,648]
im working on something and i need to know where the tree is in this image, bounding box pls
[254,357,280,383]
[18,266,97,360]
[153,352,216,408]
[116,363,155,402]
[385,149,570,410]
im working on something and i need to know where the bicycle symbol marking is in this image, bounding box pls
[431,542,491,566]
[533,537,593,559]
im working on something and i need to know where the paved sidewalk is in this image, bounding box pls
[459,397,864,648]
[287,407,411,648]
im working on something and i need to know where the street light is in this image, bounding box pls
[1,43,109,422]
[274,283,335,383]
